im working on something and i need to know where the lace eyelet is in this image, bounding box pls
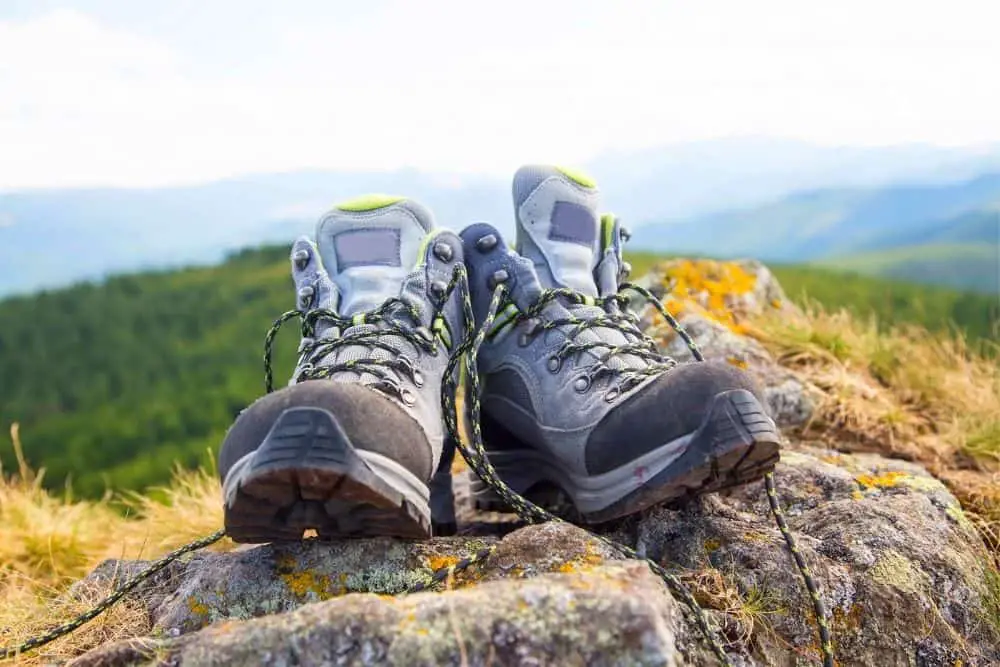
[547,356,562,373]
[401,389,417,406]
[293,362,314,383]
[413,369,424,387]
[487,269,509,290]
[476,234,498,252]
[430,280,448,301]
[293,249,310,269]
[605,387,620,402]
[297,285,315,308]
[573,375,591,393]
[433,242,454,262]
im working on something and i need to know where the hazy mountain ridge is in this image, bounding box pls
[3,139,1000,296]
[631,173,1000,292]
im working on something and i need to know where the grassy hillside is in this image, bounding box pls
[767,263,999,340]
[818,243,999,293]
[0,245,300,497]
[0,246,996,498]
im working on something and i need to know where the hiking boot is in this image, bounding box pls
[219,195,466,542]
[460,165,781,523]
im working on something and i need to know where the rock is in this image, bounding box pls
[620,449,1000,666]
[636,259,816,428]
[75,562,684,667]
[71,450,999,667]
[63,261,1000,666]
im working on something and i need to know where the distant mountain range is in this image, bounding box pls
[2,138,1000,296]
[631,173,1000,292]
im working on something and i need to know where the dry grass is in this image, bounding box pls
[2,261,999,662]
[0,424,234,665]
[745,301,1000,564]
[681,567,787,649]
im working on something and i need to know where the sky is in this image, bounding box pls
[1,0,998,189]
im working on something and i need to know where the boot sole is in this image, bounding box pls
[223,407,431,543]
[470,389,780,523]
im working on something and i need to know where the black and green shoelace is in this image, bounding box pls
[1,264,834,667]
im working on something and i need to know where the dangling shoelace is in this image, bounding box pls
[434,265,833,667]
[1,265,833,667]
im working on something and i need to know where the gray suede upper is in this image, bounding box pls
[284,200,467,479]
[461,167,765,477]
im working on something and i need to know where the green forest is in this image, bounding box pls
[1,245,997,497]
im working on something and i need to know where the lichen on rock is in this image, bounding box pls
[63,260,1000,667]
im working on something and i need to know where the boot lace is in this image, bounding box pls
[263,296,444,403]
[499,282,704,399]
[438,265,833,667]
[2,265,834,667]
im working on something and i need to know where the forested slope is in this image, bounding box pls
[1,246,996,496]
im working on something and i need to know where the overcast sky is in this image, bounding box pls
[1,0,998,189]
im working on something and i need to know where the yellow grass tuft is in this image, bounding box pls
[1,425,234,665]
[2,259,999,662]
[746,301,1000,564]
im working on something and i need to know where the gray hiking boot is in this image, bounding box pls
[219,195,467,542]
[460,165,780,524]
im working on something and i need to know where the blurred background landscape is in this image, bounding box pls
[1,1,998,497]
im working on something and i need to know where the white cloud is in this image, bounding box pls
[1,1,999,189]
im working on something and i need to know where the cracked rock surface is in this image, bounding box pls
[68,262,999,666]
[70,450,999,667]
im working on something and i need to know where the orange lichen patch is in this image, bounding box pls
[856,470,909,490]
[831,602,865,630]
[655,259,759,334]
[426,554,461,572]
[704,538,723,553]
[741,531,772,544]
[727,356,749,370]
[770,298,783,309]
[186,594,210,618]
[663,296,684,318]
[275,556,335,600]
[665,259,757,301]
[424,552,489,590]
[556,544,606,574]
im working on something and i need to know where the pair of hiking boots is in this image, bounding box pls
[218,165,781,543]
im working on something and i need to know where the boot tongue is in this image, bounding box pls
[513,165,601,297]
[316,195,433,316]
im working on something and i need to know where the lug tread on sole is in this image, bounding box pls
[225,409,430,543]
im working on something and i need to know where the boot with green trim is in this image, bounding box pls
[219,195,467,542]
[460,165,781,523]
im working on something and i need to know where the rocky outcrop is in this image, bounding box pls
[70,450,999,667]
[66,261,999,667]
[636,259,816,429]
